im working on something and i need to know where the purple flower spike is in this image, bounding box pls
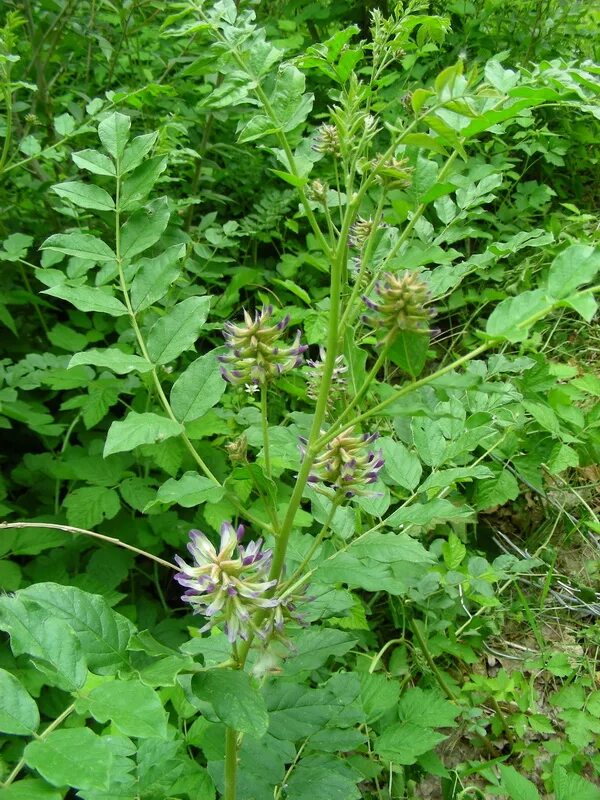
[362,271,434,343]
[174,522,280,644]
[308,427,385,501]
[218,306,307,387]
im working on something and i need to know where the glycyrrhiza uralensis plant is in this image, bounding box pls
[0,2,599,799]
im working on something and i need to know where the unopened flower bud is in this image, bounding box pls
[362,271,434,341]
[313,124,340,156]
[218,306,307,387]
[348,217,385,249]
[226,435,248,464]
[372,155,413,188]
[305,348,347,409]
[308,179,329,204]
[307,428,385,499]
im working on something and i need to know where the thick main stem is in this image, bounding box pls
[224,727,238,800]
[260,384,271,478]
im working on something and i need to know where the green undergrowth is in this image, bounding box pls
[0,1,599,798]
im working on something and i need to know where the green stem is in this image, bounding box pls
[260,384,271,479]
[0,82,13,174]
[114,168,270,533]
[318,341,493,448]
[0,521,176,570]
[410,619,457,702]
[333,344,389,432]
[340,149,459,334]
[280,499,339,591]
[224,727,238,800]
[1,702,76,787]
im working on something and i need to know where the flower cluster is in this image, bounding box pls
[312,123,340,156]
[362,270,434,342]
[305,348,347,408]
[218,306,307,387]
[175,523,278,643]
[305,428,385,499]
[371,154,413,188]
[348,217,385,249]
[307,179,329,204]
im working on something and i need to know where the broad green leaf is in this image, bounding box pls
[386,498,474,528]
[41,233,116,262]
[104,411,183,457]
[153,471,223,508]
[0,559,22,590]
[285,755,361,800]
[485,289,550,342]
[135,739,189,797]
[442,532,467,569]
[379,438,422,490]
[121,131,159,174]
[359,673,400,723]
[398,688,459,728]
[52,181,115,211]
[41,285,127,316]
[24,728,133,792]
[85,679,168,738]
[420,465,493,492]
[547,244,600,298]
[18,583,134,673]
[120,155,168,210]
[120,196,170,259]
[317,531,433,595]
[1,232,33,260]
[238,64,314,142]
[0,668,40,735]
[412,418,447,467]
[54,113,76,135]
[562,291,597,322]
[347,532,432,564]
[388,330,430,377]
[170,351,226,422]
[191,669,269,738]
[72,148,116,176]
[98,111,131,161]
[475,469,519,510]
[485,60,519,92]
[553,765,600,800]
[498,765,540,800]
[69,348,153,374]
[546,442,579,474]
[146,296,211,365]
[64,486,121,528]
[283,629,357,676]
[375,721,446,765]
[0,597,87,691]
[266,682,338,740]
[130,244,184,312]
[0,778,64,799]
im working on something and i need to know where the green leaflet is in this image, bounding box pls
[0,597,87,692]
[146,296,211,364]
[170,350,226,422]
[18,582,134,672]
[51,181,115,211]
[0,668,40,735]
[191,669,269,738]
[83,679,169,738]
[24,728,135,793]
[104,411,184,457]
[97,111,131,161]
[120,196,170,259]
